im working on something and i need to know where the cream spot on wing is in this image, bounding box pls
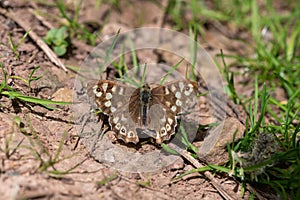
[113,116,119,124]
[93,88,97,94]
[160,127,167,136]
[184,90,192,96]
[164,87,170,95]
[170,85,177,92]
[119,87,124,95]
[168,118,173,125]
[121,114,127,121]
[111,85,117,93]
[176,99,182,106]
[127,131,135,138]
[184,83,194,96]
[106,92,112,100]
[111,106,117,113]
[171,105,177,112]
[104,101,111,107]
[116,101,123,108]
[175,91,181,99]
[166,124,171,131]
[161,117,166,123]
[95,91,102,97]
[102,82,108,92]
[115,123,121,130]
[120,126,127,135]
[179,82,185,91]
[165,101,171,107]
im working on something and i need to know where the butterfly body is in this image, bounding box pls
[138,84,152,126]
[92,80,198,144]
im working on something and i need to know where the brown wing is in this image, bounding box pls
[91,80,141,143]
[150,80,199,143]
[90,80,199,144]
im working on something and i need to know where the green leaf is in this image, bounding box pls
[57,26,68,39]
[44,29,58,44]
[0,62,7,92]
[54,46,67,56]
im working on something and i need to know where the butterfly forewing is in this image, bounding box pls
[92,80,140,143]
[150,80,199,143]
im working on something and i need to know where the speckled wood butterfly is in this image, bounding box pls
[91,80,199,144]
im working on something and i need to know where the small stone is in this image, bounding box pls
[166,157,184,170]
[197,117,245,165]
[52,88,73,102]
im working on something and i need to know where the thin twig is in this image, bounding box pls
[0,8,68,72]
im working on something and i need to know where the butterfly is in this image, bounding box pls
[90,80,199,144]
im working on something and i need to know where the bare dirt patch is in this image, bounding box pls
[0,1,260,199]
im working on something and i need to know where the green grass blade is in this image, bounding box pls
[286,19,300,62]
[159,58,184,85]
[104,29,120,67]
[1,91,70,110]
[251,0,260,42]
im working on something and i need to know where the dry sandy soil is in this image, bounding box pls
[0,1,280,199]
